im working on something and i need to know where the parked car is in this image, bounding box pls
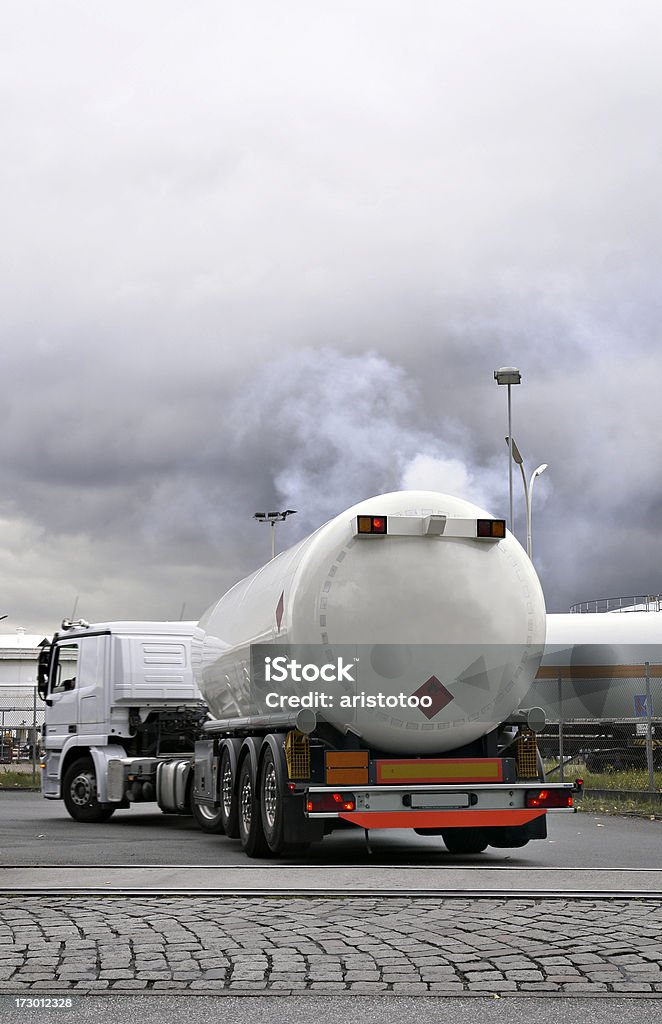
[584,746,662,772]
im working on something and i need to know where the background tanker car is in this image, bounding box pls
[524,612,662,771]
[39,490,577,857]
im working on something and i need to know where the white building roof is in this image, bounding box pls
[0,631,48,655]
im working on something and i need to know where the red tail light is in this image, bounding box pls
[526,788,573,808]
[356,515,387,535]
[306,791,356,813]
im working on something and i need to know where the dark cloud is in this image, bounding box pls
[2,1,662,631]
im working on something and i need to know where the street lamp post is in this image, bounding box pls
[494,367,522,535]
[504,436,548,559]
[253,509,297,559]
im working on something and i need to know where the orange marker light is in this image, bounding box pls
[477,519,506,539]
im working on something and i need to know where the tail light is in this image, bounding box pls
[306,791,356,813]
[526,788,573,809]
[477,519,506,539]
[355,515,387,536]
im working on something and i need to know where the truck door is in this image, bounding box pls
[43,642,80,749]
[76,634,107,732]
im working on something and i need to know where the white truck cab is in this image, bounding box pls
[39,619,206,822]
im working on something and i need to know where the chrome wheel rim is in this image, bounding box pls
[221,761,233,817]
[263,761,277,829]
[197,802,218,822]
[240,774,252,833]
[70,771,95,807]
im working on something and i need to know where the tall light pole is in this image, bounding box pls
[253,509,297,559]
[505,436,548,559]
[494,367,521,534]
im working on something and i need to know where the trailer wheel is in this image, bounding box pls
[259,745,311,856]
[441,829,488,855]
[237,757,270,858]
[259,742,312,857]
[220,746,240,839]
[62,757,115,824]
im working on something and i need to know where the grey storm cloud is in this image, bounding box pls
[2,0,662,632]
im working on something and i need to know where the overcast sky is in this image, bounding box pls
[2,0,662,635]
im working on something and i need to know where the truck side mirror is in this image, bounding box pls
[37,645,52,701]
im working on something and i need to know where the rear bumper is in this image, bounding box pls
[338,808,547,829]
[305,781,576,828]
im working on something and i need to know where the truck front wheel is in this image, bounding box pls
[62,757,115,824]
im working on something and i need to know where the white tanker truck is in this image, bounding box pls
[39,490,577,857]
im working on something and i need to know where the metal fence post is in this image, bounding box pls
[558,676,564,782]
[645,661,655,795]
[31,685,37,784]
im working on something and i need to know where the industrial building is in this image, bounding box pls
[0,629,47,760]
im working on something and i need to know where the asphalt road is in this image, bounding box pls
[2,995,661,1024]
[1,792,661,869]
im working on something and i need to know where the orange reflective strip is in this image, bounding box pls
[376,758,503,784]
[326,751,369,768]
[338,809,545,829]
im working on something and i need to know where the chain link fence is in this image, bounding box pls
[0,686,42,782]
[534,663,662,805]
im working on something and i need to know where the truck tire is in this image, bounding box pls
[62,757,116,824]
[220,745,240,839]
[259,745,313,856]
[441,829,488,854]
[237,756,270,858]
[190,790,225,834]
[259,745,286,854]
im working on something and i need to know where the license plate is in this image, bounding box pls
[408,792,470,809]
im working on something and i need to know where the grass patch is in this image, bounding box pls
[578,794,662,818]
[546,761,662,791]
[545,761,662,817]
[0,769,41,790]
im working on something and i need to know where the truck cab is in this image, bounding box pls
[39,619,206,822]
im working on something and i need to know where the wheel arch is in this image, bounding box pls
[238,736,264,781]
[60,744,126,803]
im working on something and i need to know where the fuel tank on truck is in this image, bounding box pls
[193,490,546,754]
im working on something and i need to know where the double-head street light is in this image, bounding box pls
[494,367,521,535]
[504,436,548,560]
[253,509,297,559]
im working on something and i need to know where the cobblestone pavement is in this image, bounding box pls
[0,896,661,996]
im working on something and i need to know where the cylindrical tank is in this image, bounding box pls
[193,490,546,753]
[523,611,662,720]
